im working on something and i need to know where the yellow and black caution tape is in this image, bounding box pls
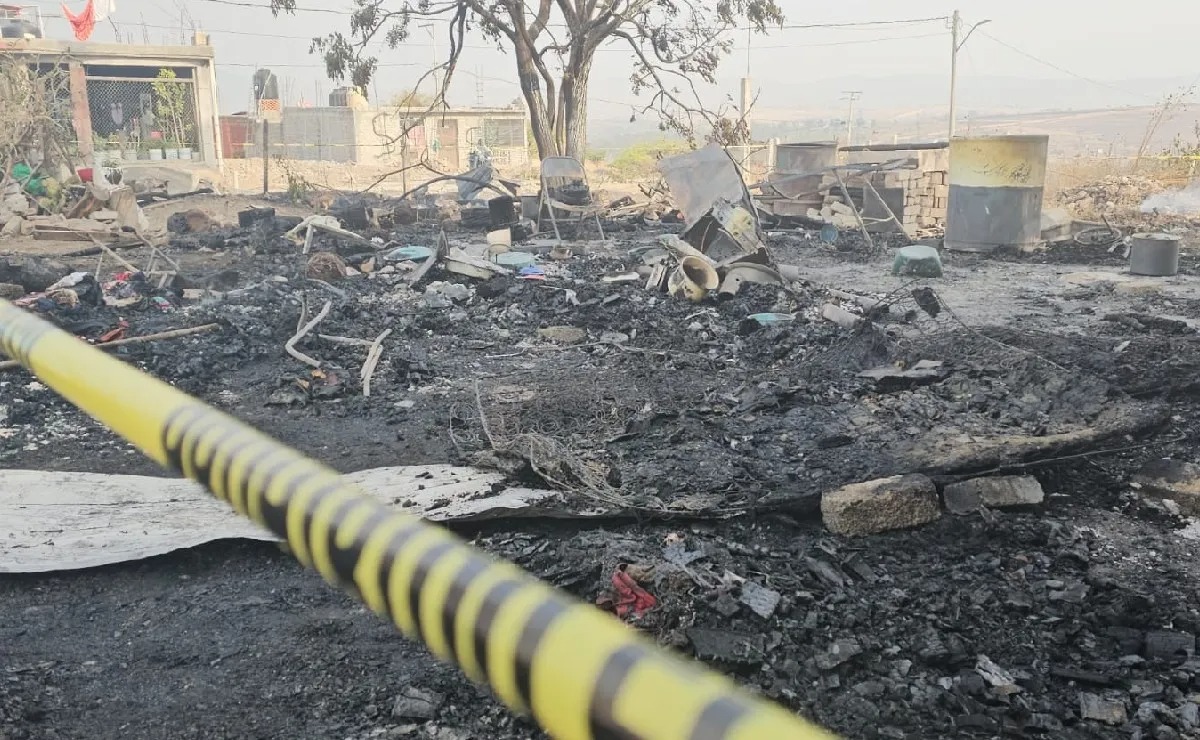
[0,300,836,740]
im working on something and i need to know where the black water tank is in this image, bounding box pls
[253,69,279,101]
[1,20,40,38]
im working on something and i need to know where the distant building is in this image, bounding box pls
[1,31,221,165]
[238,101,531,172]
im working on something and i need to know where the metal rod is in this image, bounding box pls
[832,168,875,252]
[261,118,269,195]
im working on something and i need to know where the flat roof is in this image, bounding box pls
[1,38,215,63]
[388,106,526,115]
[279,105,528,115]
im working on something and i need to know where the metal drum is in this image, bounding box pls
[1129,233,1181,276]
[946,135,1049,253]
[770,142,838,199]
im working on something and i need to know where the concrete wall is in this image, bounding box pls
[355,109,420,165]
[843,146,950,172]
[254,108,360,162]
[254,105,530,171]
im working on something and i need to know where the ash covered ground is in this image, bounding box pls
[5,197,1200,739]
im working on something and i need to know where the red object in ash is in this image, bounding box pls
[610,568,656,619]
[61,0,96,41]
[97,319,129,344]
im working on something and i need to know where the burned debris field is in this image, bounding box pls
[4,173,1200,740]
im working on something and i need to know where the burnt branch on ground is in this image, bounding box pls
[470,379,632,510]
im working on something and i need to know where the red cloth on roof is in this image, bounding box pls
[61,0,96,41]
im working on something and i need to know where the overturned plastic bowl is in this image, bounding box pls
[747,312,796,326]
[385,245,434,262]
[494,251,537,268]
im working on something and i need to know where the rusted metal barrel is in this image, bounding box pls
[771,141,838,200]
[946,135,1049,253]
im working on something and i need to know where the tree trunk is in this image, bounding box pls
[514,45,558,160]
[560,52,593,160]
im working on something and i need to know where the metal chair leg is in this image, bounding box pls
[550,207,563,244]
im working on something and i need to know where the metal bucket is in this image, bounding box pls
[1129,233,1181,276]
[519,195,540,220]
[946,135,1049,253]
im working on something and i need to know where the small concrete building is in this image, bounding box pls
[1,35,221,165]
[245,104,531,172]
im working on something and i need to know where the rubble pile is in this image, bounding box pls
[1060,175,1168,221]
[475,504,1200,740]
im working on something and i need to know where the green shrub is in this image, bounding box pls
[609,139,689,180]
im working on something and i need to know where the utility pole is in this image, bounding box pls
[948,10,991,139]
[948,10,958,140]
[420,23,439,98]
[842,91,861,147]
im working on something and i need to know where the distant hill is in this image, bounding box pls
[586,72,1200,157]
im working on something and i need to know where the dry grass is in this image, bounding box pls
[1046,156,1199,199]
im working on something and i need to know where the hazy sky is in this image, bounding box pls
[32,0,1200,119]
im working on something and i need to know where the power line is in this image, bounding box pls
[187,0,946,32]
[220,61,421,68]
[40,10,944,52]
[775,16,947,30]
[735,31,942,51]
[192,0,347,14]
[977,29,1154,103]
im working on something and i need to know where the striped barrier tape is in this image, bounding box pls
[0,300,836,740]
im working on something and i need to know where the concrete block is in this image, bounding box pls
[1133,459,1200,515]
[933,185,950,198]
[943,476,1045,515]
[121,164,209,197]
[917,148,951,172]
[1079,694,1128,726]
[934,198,948,209]
[822,474,941,537]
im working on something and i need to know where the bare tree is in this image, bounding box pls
[387,88,436,108]
[270,0,783,160]
[0,56,77,185]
